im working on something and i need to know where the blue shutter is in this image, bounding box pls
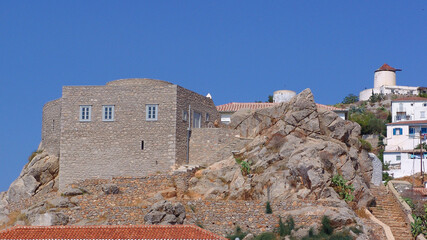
[393,128,397,135]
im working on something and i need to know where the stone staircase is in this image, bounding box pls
[369,185,413,240]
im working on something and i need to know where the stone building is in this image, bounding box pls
[41,78,219,190]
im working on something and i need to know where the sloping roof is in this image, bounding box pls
[393,96,427,102]
[375,63,401,72]
[216,102,347,113]
[387,120,427,125]
[0,225,227,240]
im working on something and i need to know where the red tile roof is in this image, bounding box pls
[0,225,227,240]
[393,96,427,102]
[387,120,427,125]
[375,63,401,72]
[216,102,346,112]
[413,188,427,196]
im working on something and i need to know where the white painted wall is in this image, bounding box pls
[374,71,396,88]
[391,100,427,122]
[386,153,427,178]
[273,90,296,103]
[221,113,232,124]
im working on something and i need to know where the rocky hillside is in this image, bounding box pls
[0,89,386,239]
[190,89,374,207]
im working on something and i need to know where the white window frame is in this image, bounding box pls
[146,104,158,121]
[396,155,401,161]
[421,111,426,119]
[205,113,210,122]
[79,105,92,122]
[102,105,115,121]
[193,111,201,128]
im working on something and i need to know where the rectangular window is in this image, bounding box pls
[422,128,427,134]
[102,105,114,121]
[421,111,426,118]
[393,128,402,135]
[396,155,401,161]
[205,113,210,122]
[146,104,158,121]
[182,110,188,121]
[409,127,415,135]
[79,105,91,121]
[193,111,201,128]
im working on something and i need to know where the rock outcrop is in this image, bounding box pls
[188,89,375,227]
[6,150,58,203]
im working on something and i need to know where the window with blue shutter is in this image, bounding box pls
[393,128,402,135]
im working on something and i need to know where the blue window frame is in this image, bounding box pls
[422,128,427,134]
[393,128,403,135]
[409,127,416,135]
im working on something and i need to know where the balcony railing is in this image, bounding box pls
[395,115,411,121]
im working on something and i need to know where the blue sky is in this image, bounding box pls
[1,1,426,192]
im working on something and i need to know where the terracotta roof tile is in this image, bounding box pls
[0,225,227,240]
[387,120,427,125]
[375,63,401,72]
[216,102,347,112]
[393,96,427,102]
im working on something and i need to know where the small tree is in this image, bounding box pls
[342,94,358,104]
[321,216,333,235]
[265,201,272,214]
[267,95,273,103]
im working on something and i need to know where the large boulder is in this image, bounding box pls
[144,200,186,225]
[6,150,59,203]
[31,212,69,226]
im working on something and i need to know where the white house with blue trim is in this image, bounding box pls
[385,96,427,178]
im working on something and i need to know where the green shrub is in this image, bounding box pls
[28,149,43,162]
[254,232,276,240]
[403,197,415,210]
[359,139,372,152]
[235,157,251,175]
[226,225,248,240]
[276,215,294,236]
[321,216,333,235]
[342,94,358,104]
[382,172,393,185]
[331,175,354,202]
[265,201,272,214]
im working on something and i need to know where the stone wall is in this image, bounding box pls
[189,128,251,166]
[175,86,220,165]
[41,99,61,156]
[59,80,178,190]
[62,176,341,236]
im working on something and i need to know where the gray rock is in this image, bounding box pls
[7,175,40,202]
[46,197,73,208]
[144,211,166,224]
[69,196,81,205]
[102,184,120,194]
[242,233,254,240]
[144,200,186,225]
[31,212,69,226]
[61,187,85,196]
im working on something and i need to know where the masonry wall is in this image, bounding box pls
[59,79,178,190]
[41,98,61,156]
[175,86,220,165]
[189,128,250,166]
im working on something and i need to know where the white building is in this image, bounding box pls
[384,96,427,178]
[359,63,423,101]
